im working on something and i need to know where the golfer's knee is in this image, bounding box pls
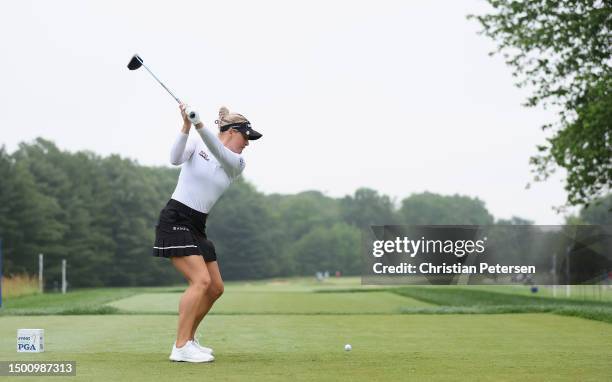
[191,276,211,292]
[208,282,224,300]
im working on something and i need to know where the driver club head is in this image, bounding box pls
[127,53,183,104]
[127,54,143,70]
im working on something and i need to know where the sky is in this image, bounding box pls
[0,0,576,224]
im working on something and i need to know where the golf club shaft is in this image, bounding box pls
[140,62,182,104]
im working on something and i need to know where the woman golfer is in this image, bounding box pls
[152,104,262,362]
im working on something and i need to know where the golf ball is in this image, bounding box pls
[344,344,352,351]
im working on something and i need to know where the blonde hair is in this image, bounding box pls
[216,106,248,131]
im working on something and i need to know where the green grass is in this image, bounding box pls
[462,284,612,302]
[390,286,612,323]
[106,291,432,314]
[392,286,612,307]
[3,283,612,322]
[1,279,611,381]
[0,314,610,381]
[0,288,145,315]
[129,277,372,294]
[223,276,377,292]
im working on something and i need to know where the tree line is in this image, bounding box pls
[0,138,608,288]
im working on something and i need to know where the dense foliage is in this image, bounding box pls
[470,0,611,208]
[0,139,607,287]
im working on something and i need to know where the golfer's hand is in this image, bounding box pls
[180,104,191,133]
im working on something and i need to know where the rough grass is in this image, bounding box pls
[314,286,612,323]
[1,274,40,298]
[0,287,148,315]
[391,286,612,307]
[391,287,612,323]
[459,284,612,302]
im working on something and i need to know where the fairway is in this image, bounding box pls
[0,313,611,381]
[107,291,432,314]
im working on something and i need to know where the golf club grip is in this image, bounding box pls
[186,108,201,125]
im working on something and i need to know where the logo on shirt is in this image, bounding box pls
[198,150,210,161]
[172,226,189,231]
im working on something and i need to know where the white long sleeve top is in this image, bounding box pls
[169,127,246,213]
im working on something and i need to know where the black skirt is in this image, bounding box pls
[151,199,217,262]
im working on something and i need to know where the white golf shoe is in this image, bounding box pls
[169,340,215,363]
[192,338,214,355]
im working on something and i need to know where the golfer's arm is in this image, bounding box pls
[195,126,245,177]
[169,132,196,165]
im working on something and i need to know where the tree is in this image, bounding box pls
[398,192,494,225]
[3,144,68,279]
[340,188,396,228]
[0,147,22,273]
[579,193,612,224]
[0,139,182,287]
[469,0,611,208]
[268,191,341,241]
[288,223,361,276]
[496,216,534,225]
[208,179,281,280]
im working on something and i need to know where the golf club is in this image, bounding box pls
[127,54,199,123]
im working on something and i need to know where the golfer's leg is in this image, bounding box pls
[171,255,211,347]
[190,261,224,339]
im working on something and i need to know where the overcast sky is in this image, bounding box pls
[0,0,576,224]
